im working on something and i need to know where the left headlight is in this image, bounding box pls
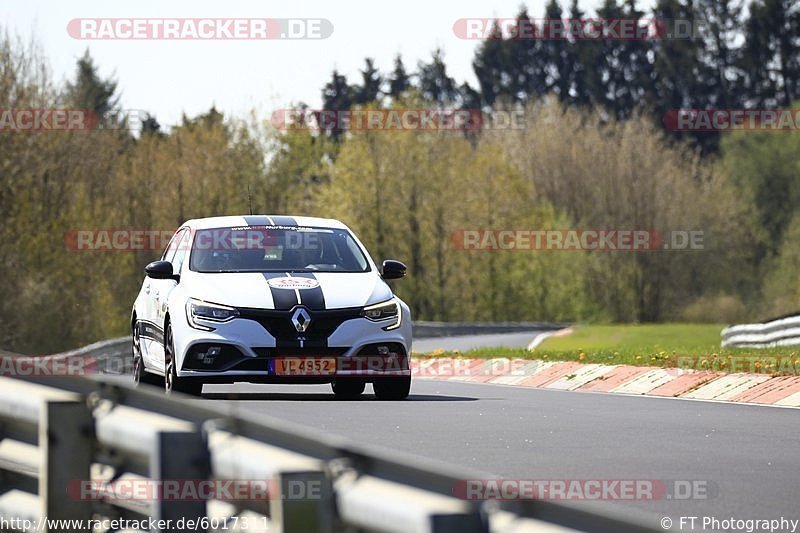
[363,298,401,330]
[186,298,239,330]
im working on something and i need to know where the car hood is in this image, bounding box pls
[182,271,393,310]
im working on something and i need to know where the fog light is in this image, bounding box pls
[198,346,221,365]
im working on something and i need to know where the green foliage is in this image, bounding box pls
[761,214,800,316]
[680,294,748,324]
[0,30,796,354]
[318,98,597,321]
[721,115,800,259]
[65,49,120,125]
[424,324,800,375]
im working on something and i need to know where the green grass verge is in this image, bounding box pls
[416,324,800,375]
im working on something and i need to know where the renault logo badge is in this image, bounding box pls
[291,307,311,333]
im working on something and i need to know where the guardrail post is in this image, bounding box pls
[150,431,210,533]
[272,471,333,533]
[40,399,93,532]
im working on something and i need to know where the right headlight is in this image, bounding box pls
[186,298,239,331]
[362,298,401,330]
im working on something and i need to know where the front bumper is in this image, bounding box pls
[172,305,412,381]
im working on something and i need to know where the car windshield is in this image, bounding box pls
[189,226,370,273]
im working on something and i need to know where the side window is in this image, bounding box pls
[171,230,192,275]
[161,229,186,264]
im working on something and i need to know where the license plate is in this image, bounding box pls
[274,357,336,376]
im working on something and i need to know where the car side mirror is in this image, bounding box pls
[381,259,407,280]
[145,260,179,281]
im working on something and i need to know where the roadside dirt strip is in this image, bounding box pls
[412,358,800,407]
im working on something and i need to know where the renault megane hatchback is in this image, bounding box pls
[131,215,411,399]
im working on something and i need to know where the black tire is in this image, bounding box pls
[164,322,203,397]
[373,376,411,400]
[332,379,365,399]
[132,324,161,387]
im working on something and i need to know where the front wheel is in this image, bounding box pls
[164,322,203,397]
[133,325,161,387]
[373,376,411,400]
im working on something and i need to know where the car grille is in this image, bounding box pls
[251,347,351,358]
[236,306,363,348]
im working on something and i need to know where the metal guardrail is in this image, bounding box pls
[721,315,800,348]
[411,323,568,339]
[0,372,658,533]
[5,322,564,378]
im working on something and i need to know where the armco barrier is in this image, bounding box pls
[412,322,568,339]
[721,314,800,348]
[0,372,657,532]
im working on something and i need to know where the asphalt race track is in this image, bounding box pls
[93,330,800,530]
[196,378,800,529]
[412,331,548,352]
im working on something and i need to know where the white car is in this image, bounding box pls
[131,215,412,399]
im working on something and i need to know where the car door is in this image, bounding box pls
[153,228,191,370]
[141,228,185,369]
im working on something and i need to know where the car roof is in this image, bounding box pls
[181,215,349,230]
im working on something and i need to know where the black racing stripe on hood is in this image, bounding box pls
[291,272,326,310]
[244,215,272,226]
[262,272,299,310]
[270,215,297,226]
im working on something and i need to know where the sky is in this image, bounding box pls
[1,0,632,128]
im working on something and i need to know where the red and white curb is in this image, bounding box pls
[411,358,800,407]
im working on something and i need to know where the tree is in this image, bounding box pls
[417,49,458,106]
[498,100,755,321]
[541,0,570,100]
[721,113,800,261]
[354,57,383,104]
[473,20,512,107]
[741,0,800,107]
[652,0,721,150]
[564,0,592,106]
[388,54,411,98]
[693,0,746,109]
[65,49,121,126]
[586,0,656,119]
[321,70,354,138]
[182,106,226,131]
[508,6,547,102]
[741,0,779,107]
[139,113,162,136]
